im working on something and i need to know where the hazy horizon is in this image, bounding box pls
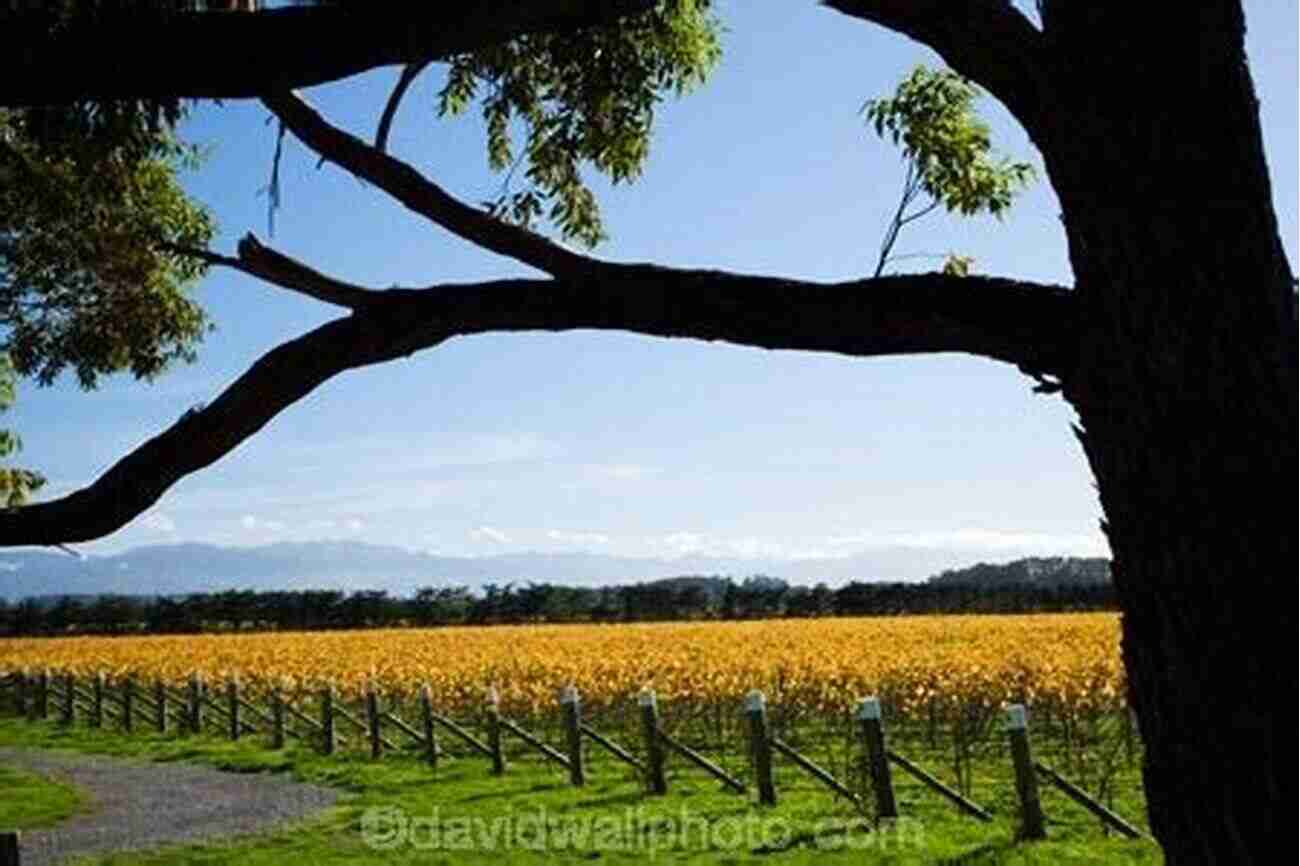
[0,538,1112,601]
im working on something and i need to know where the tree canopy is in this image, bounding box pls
[0,105,213,505]
[0,109,212,387]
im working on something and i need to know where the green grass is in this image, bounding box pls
[0,760,85,830]
[0,716,1162,865]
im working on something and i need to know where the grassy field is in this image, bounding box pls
[0,760,84,831]
[0,715,1162,865]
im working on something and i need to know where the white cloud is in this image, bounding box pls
[472,525,510,544]
[597,463,653,482]
[140,512,177,533]
[546,529,611,546]
[654,532,830,560]
[645,527,1107,562]
[821,528,1106,553]
[240,514,286,532]
[662,531,706,554]
[344,518,365,532]
[293,432,557,473]
[720,536,825,559]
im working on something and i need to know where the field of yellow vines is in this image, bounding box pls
[0,614,1124,721]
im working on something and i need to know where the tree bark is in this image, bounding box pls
[1038,5,1294,863]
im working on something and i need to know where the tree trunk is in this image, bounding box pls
[1043,5,1295,862]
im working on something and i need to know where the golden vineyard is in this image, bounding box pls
[0,614,1124,723]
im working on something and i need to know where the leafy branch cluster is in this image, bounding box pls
[437,0,721,247]
[0,110,213,387]
[863,66,1034,277]
[0,108,213,504]
[0,353,44,508]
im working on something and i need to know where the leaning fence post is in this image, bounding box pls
[35,669,49,720]
[270,682,285,750]
[227,676,241,741]
[122,675,134,733]
[745,690,777,805]
[1007,704,1046,840]
[857,696,897,819]
[485,686,505,775]
[419,684,438,769]
[91,671,105,729]
[559,685,585,787]
[60,673,74,726]
[366,682,383,760]
[154,680,167,734]
[320,684,336,755]
[15,670,28,719]
[188,673,204,735]
[638,689,668,795]
[0,830,19,866]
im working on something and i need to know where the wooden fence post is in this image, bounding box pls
[559,685,585,787]
[14,670,28,719]
[366,683,382,760]
[188,673,203,735]
[418,684,438,769]
[1007,704,1046,840]
[638,689,668,795]
[154,680,167,734]
[91,671,105,729]
[122,675,134,733]
[35,669,49,720]
[320,684,336,755]
[60,673,74,726]
[0,830,19,866]
[227,677,241,741]
[485,686,505,775]
[745,690,776,805]
[856,696,897,820]
[270,683,285,749]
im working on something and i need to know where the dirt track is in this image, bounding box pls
[0,748,339,866]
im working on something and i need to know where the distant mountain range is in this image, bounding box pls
[0,540,1109,601]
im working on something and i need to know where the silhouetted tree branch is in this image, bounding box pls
[0,252,1073,545]
[0,1,656,105]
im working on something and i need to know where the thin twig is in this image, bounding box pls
[375,60,432,154]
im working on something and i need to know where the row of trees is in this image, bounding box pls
[0,577,1116,636]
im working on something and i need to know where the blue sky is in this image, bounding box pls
[8,2,1297,572]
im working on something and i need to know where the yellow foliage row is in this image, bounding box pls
[0,614,1125,720]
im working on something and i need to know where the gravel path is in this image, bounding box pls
[0,748,340,866]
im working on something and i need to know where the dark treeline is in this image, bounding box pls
[0,575,1116,637]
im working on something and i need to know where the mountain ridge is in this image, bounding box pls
[0,539,1109,601]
